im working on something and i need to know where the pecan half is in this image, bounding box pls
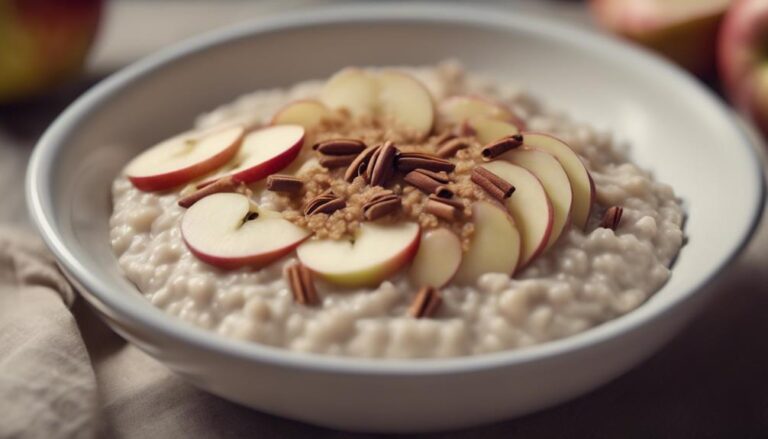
[363,191,402,221]
[319,154,358,169]
[436,137,470,158]
[304,190,346,216]
[368,141,398,187]
[344,144,380,182]
[313,138,366,155]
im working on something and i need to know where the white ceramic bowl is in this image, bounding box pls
[26,4,764,433]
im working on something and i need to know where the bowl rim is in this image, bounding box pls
[27,3,765,375]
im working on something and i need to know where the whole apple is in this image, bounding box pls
[0,0,103,103]
[590,0,732,78]
[719,0,768,138]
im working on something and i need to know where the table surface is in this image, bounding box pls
[4,1,768,436]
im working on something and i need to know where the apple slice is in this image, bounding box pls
[409,228,462,287]
[503,148,573,249]
[466,116,520,145]
[181,193,310,270]
[440,95,524,128]
[376,70,435,139]
[125,125,245,191]
[522,133,595,230]
[223,125,305,183]
[480,161,553,268]
[297,222,420,287]
[271,99,334,130]
[320,68,378,118]
[454,201,521,284]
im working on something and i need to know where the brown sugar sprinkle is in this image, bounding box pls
[313,138,366,155]
[344,144,380,182]
[266,174,303,194]
[600,206,624,230]
[178,175,239,208]
[286,263,319,306]
[470,167,515,202]
[409,286,442,318]
[319,154,358,169]
[481,134,524,160]
[396,152,456,173]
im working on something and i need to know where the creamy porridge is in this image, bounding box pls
[110,62,685,358]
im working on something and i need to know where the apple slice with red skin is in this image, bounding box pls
[454,201,522,284]
[440,95,525,129]
[221,124,305,184]
[271,99,334,130]
[125,125,245,191]
[521,133,595,230]
[480,161,553,269]
[181,193,310,270]
[466,116,520,145]
[409,228,463,287]
[503,148,573,249]
[297,222,420,287]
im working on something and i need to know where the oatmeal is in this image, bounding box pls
[110,62,685,358]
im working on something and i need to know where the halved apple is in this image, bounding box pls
[376,70,435,139]
[222,125,305,184]
[440,95,524,128]
[409,228,462,287]
[480,161,553,268]
[320,68,377,118]
[181,193,310,270]
[297,222,420,287]
[522,133,595,230]
[454,201,521,284]
[503,148,573,249]
[125,125,245,191]
[270,99,334,130]
[466,116,520,145]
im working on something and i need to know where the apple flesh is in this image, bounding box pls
[376,70,435,139]
[320,68,435,139]
[181,193,310,270]
[271,99,334,130]
[222,124,305,184]
[297,222,420,287]
[125,125,245,192]
[522,133,595,230]
[480,161,553,269]
[502,148,573,249]
[440,95,524,128]
[590,0,730,77]
[466,116,520,145]
[719,0,768,138]
[409,228,463,287]
[454,201,521,284]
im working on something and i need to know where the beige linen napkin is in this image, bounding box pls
[0,228,97,439]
